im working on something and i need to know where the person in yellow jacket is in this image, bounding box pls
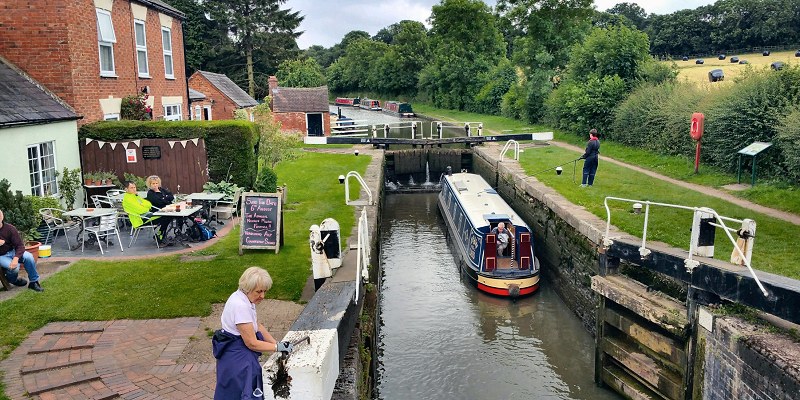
[122,181,173,246]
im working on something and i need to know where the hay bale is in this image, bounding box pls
[730,56,739,63]
[695,59,705,64]
[682,56,689,61]
[708,69,724,82]
[763,50,771,56]
[739,60,749,64]
[718,54,726,60]
[771,61,784,71]
[795,50,800,57]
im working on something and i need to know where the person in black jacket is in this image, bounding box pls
[145,175,175,244]
[579,128,600,187]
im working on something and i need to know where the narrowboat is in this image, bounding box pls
[438,170,540,298]
[334,97,360,107]
[383,101,415,117]
[358,98,381,111]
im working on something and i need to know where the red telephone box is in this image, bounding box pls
[690,113,705,173]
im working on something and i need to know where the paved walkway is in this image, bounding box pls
[548,141,800,225]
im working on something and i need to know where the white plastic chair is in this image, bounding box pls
[210,189,242,221]
[128,213,161,249]
[39,208,80,247]
[83,212,124,254]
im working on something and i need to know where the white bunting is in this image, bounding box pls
[85,138,94,145]
[180,140,188,148]
[191,138,199,146]
[169,141,176,149]
[122,142,129,149]
[97,141,106,149]
[132,139,141,147]
[109,142,118,150]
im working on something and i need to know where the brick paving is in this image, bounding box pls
[0,319,216,399]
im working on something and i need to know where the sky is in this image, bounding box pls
[285,0,717,49]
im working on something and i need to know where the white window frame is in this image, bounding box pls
[27,141,59,197]
[134,19,149,78]
[96,8,117,77]
[203,105,212,121]
[104,113,120,121]
[161,27,174,79]
[194,105,201,120]
[164,104,182,121]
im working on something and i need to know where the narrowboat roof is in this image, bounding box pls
[443,172,527,229]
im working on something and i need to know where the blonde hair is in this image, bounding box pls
[146,175,161,187]
[238,267,273,294]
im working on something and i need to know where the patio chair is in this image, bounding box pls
[210,189,242,222]
[83,212,124,254]
[127,212,161,249]
[39,208,80,248]
[91,195,115,208]
[106,189,124,197]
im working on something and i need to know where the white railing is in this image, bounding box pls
[373,121,422,138]
[354,207,370,302]
[344,171,373,206]
[500,140,520,161]
[603,196,767,297]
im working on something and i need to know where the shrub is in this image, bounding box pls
[79,120,259,189]
[123,173,147,190]
[776,107,800,183]
[203,179,243,200]
[57,167,82,210]
[474,59,517,115]
[253,166,278,193]
[120,93,152,120]
[0,179,38,241]
[545,74,627,135]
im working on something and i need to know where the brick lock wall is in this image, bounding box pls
[0,0,187,125]
[187,73,238,120]
[700,316,800,400]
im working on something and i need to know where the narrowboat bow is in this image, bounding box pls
[438,170,540,298]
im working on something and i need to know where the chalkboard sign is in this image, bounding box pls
[142,145,161,159]
[239,192,282,254]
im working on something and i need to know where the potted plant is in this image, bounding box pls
[58,167,81,210]
[101,171,116,185]
[83,171,95,186]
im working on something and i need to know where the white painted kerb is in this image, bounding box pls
[263,329,339,400]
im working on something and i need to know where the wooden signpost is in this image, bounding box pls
[239,192,282,255]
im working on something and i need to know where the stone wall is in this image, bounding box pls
[699,312,800,400]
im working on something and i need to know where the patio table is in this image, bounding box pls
[63,208,116,250]
[153,202,204,243]
[185,192,225,224]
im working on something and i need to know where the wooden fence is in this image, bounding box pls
[80,138,209,194]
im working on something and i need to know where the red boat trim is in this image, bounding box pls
[477,282,539,297]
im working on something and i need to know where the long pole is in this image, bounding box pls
[694,140,701,174]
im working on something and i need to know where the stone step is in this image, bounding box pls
[601,363,663,400]
[25,372,101,396]
[29,331,102,354]
[21,359,93,375]
[602,335,683,400]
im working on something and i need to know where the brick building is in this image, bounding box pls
[0,0,188,125]
[188,70,258,121]
[268,76,330,136]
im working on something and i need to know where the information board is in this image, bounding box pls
[737,141,772,156]
[239,192,282,254]
[142,145,162,159]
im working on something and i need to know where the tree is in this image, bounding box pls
[252,98,302,168]
[418,0,505,110]
[165,0,234,72]
[374,20,429,96]
[277,58,326,87]
[568,25,651,84]
[606,2,648,31]
[205,0,303,97]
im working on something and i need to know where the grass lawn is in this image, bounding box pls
[669,50,799,86]
[0,151,370,399]
[518,145,800,279]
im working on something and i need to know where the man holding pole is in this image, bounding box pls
[580,129,601,187]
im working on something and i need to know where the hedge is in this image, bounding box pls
[78,120,259,188]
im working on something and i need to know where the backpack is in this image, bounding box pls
[197,223,216,241]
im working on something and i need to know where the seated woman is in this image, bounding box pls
[145,175,174,209]
[122,181,172,246]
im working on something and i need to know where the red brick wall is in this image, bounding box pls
[187,73,238,120]
[0,0,188,125]
[274,112,331,136]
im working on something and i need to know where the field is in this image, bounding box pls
[667,50,800,85]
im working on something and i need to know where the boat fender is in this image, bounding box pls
[508,284,520,298]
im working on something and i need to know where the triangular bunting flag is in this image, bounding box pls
[180,140,188,148]
[109,142,118,150]
[85,138,94,145]
[122,142,129,149]
[169,141,176,149]
[97,141,106,149]
[191,138,199,146]
[132,139,141,147]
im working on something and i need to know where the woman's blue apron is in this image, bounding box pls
[213,329,266,399]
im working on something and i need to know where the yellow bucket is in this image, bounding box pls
[39,245,52,258]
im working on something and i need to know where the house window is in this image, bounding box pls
[194,105,201,120]
[134,20,149,77]
[96,9,117,76]
[27,142,58,196]
[162,27,174,79]
[164,104,181,121]
[104,113,120,121]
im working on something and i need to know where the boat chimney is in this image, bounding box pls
[447,166,452,176]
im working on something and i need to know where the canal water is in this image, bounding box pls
[376,193,621,399]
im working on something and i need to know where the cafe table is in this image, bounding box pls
[63,207,117,250]
[153,202,204,242]
[185,192,225,223]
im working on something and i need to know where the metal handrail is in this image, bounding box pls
[500,140,520,161]
[355,208,370,302]
[603,196,767,297]
[344,171,373,206]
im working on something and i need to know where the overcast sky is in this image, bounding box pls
[285,0,717,49]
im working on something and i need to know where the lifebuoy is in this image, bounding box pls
[690,112,705,141]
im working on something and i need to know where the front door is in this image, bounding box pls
[307,113,323,136]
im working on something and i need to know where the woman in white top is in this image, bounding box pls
[213,267,293,399]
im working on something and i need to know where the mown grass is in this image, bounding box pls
[0,151,370,400]
[669,50,799,86]
[518,145,800,279]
